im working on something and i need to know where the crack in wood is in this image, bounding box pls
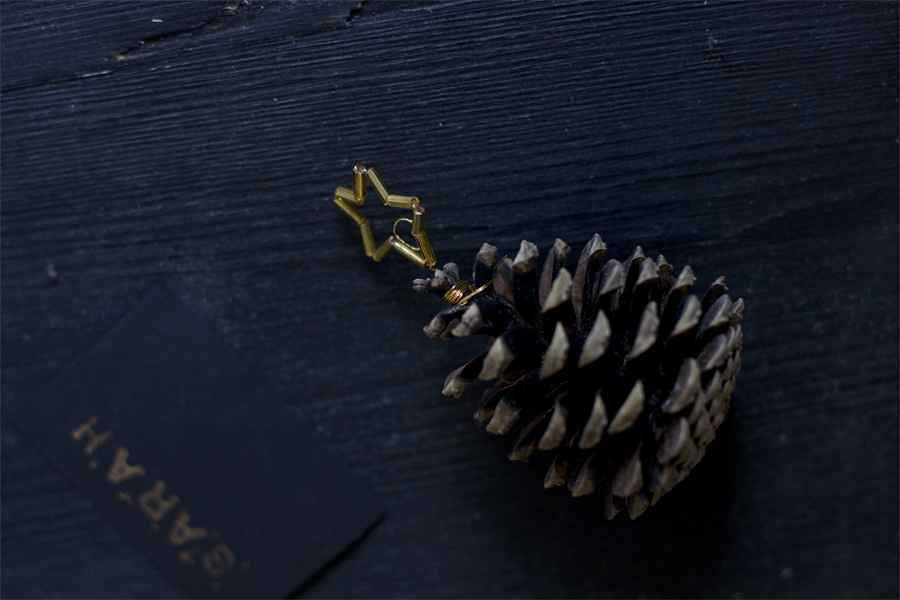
[107,1,257,61]
[345,0,368,25]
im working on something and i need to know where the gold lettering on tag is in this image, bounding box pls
[106,446,146,484]
[70,416,245,583]
[71,416,112,455]
[168,510,209,547]
[201,544,236,578]
[138,480,180,523]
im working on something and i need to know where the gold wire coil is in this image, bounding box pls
[442,279,494,306]
[440,255,507,305]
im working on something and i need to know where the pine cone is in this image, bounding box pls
[415,236,743,519]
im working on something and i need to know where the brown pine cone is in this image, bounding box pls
[415,236,743,519]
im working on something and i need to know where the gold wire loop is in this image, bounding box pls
[392,217,413,239]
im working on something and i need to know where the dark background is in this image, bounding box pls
[2,1,897,598]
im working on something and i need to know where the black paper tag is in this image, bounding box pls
[9,288,385,599]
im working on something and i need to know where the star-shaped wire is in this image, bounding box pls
[332,164,436,269]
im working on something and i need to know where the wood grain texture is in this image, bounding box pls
[2,1,897,598]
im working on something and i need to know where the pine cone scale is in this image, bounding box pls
[572,234,607,329]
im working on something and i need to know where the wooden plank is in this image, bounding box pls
[1,1,897,597]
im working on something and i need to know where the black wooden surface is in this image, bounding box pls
[2,1,897,598]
